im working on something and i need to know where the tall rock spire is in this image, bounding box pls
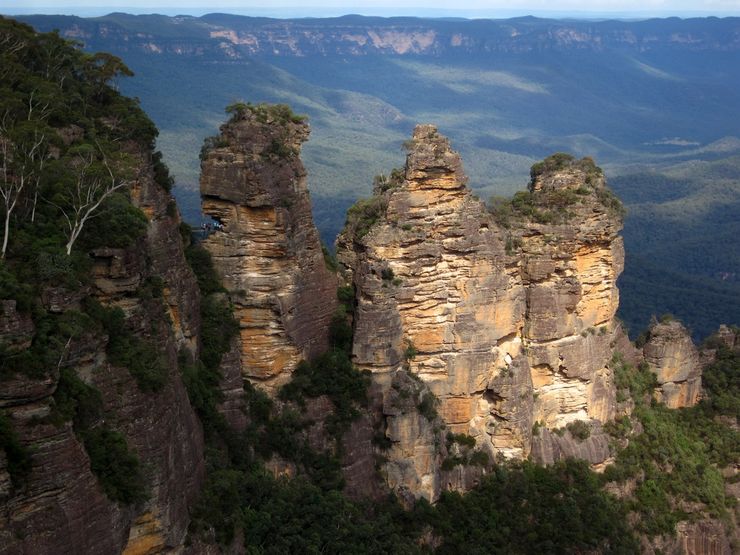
[200,104,338,393]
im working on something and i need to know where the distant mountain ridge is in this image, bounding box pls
[17,12,740,339]
[20,13,740,58]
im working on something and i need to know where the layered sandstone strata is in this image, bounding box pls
[517,156,625,430]
[200,105,338,393]
[337,126,626,500]
[0,144,205,555]
[643,319,702,408]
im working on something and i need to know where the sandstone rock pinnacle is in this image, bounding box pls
[338,128,629,501]
[200,104,338,393]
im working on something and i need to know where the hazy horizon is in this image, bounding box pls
[3,2,740,19]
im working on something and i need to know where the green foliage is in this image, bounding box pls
[200,294,239,376]
[0,309,88,380]
[529,152,576,181]
[417,391,439,421]
[329,306,353,353]
[612,353,657,402]
[701,345,740,419]
[51,367,103,428]
[151,150,174,191]
[76,193,148,251]
[83,299,167,393]
[180,356,226,440]
[603,404,729,536]
[565,420,591,441]
[107,329,167,393]
[433,459,638,553]
[322,244,338,272]
[447,432,476,448]
[403,340,418,361]
[82,426,147,504]
[373,167,404,193]
[336,284,354,309]
[380,266,395,281]
[0,412,32,488]
[343,195,388,242]
[199,134,228,161]
[491,187,580,226]
[180,241,238,440]
[226,101,307,125]
[278,350,370,436]
[595,186,627,219]
[185,244,225,295]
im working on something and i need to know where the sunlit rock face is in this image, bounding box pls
[643,320,702,408]
[200,106,338,395]
[338,125,626,501]
[517,155,625,431]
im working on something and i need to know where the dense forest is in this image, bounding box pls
[0,16,738,554]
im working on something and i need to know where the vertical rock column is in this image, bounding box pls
[338,125,530,501]
[517,158,624,444]
[200,106,338,394]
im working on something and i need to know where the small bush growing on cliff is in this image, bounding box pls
[343,195,388,242]
[529,152,576,181]
[278,350,371,436]
[83,426,147,504]
[0,413,32,488]
[199,135,229,161]
[417,391,439,421]
[83,298,168,393]
[565,420,591,441]
[612,353,657,402]
[225,101,307,126]
[185,244,226,295]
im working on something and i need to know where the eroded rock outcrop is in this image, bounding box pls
[0,145,205,555]
[200,105,338,394]
[337,125,627,501]
[517,155,625,429]
[643,319,702,408]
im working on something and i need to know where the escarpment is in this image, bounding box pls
[0,143,205,554]
[337,126,630,500]
[200,104,338,394]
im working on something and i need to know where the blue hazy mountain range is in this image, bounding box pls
[18,12,740,338]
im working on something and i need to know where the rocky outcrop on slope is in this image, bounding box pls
[642,319,702,408]
[0,145,205,555]
[200,104,338,394]
[337,126,627,501]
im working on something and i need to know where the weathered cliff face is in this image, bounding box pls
[200,105,338,394]
[518,159,625,431]
[643,320,702,408]
[33,14,740,60]
[337,126,626,501]
[0,145,205,555]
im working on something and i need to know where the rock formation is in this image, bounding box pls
[0,144,205,554]
[337,125,628,501]
[642,319,702,408]
[200,104,338,394]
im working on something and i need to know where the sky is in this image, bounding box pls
[0,0,740,18]
[3,0,740,18]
